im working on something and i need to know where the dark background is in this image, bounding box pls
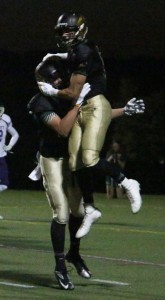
[0,0,165,194]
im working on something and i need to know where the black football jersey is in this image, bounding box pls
[28,93,72,158]
[67,40,107,100]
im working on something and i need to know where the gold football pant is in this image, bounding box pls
[40,155,84,224]
[69,95,112,171]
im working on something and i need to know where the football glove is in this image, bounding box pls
[42,53,68,61]
[38,82,59,96]
[76,83,91,106]
[124,98,145,116]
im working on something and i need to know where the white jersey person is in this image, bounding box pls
[0,102,19,218]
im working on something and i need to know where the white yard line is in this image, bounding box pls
[90,278,129,286]
[0,279,128,289]
[0,281,35,288]
[0,244,164,267]
[85,254,165,267]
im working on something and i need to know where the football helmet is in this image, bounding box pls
[54,12,88,48]
[0,102,5,117]
[35,57,69,87]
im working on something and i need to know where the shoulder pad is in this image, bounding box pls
[1,114,11,125]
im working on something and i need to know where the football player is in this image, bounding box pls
[0,102,19,219]
[37,12,144,238]
[28,60,93,290]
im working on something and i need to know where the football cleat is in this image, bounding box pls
[55,268,74,290]
[121,178,142,213]
[65,252,92,279]
[0,215,3,220]
[75,206,102,238]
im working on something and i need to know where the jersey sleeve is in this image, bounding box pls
[2,114,12,128]
[71,43,93,76]
[40,111,57,124]
[28,93,58,125]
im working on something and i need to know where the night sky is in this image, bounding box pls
[0,0,165,59]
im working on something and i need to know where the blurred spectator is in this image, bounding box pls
[105,141,126,198]
[0,102,19,219]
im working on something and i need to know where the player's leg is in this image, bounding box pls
[76,96,142,238]
[92,158,142,213]
[81,95,112,167]
[75,95,111,238]
[0,157,9,219]
[81,97,141,214]
[66,214,92,279]
[40,156,74,290]
[0,157,9,191]
[68,113,101,237]
[68,118,95,205]
[66,170,91,278]
[68,117,84,171]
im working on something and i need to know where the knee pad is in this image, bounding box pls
[44,184,70,224]
[52,212,69,225]
[82,150,99,167]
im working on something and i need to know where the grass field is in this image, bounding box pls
[0,190,164,300]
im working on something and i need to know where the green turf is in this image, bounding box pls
[0,190,164,299]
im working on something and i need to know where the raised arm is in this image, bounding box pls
[112,98,145,119]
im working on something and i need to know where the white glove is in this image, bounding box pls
[38,82,59,96]
[42,53,68,61]
[76,83,91,106]
[3,145,12,152]
[124,98,145,116]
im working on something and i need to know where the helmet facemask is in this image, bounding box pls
[55,13,88,48]
[58,28,78,48]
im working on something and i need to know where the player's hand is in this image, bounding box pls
[42,53,68,61]
[38,82,59,96]
[76,83,91,106]
[3,145,12,152]
[124,98,145,115]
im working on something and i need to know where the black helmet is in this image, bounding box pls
[54,12,88,48]
[35,57,69,86]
